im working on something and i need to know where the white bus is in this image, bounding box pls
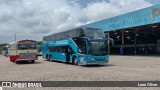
[9,40,38,63]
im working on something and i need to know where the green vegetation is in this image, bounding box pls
[37,41,42,45]
[0,43,8,46]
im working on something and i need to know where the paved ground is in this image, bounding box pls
[0,55,160,90]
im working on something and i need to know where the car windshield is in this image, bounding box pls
[18,44,37,50]
[83,28,106,39]
[89,41,108,56]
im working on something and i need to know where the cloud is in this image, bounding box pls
[0,0,153,43]
[0,0,84,42]
[83,0,152,22]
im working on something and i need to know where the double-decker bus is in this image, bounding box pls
[42,27,113,65]
[8,40,38,63]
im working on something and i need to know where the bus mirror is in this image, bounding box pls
[87,39,91,46]
[83,39,86,42]
[88,42,92,46]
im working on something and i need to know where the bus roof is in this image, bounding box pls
[45,27,100,37]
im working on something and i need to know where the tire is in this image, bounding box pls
[46,55,49,61]
[49,55,52,62]
[15,61,18,64]
[73,57,78,65]
[31,60,35,63]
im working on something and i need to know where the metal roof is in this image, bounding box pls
[9,40,37,44]
[83,4,160,31]
[46,4,160,37]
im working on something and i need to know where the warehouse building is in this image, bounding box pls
[83,4,160,55]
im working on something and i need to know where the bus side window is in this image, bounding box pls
[68,47,74,54]
[49,46,56,52]
[55,47,61,52]
[57,46,66,53]
[58,47,62,52]
[54,47,57,52]
[57,47,61,52]
[61,47,66,53]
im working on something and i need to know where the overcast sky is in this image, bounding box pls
[0,0,159,43]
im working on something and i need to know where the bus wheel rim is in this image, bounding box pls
[74,58,78,65]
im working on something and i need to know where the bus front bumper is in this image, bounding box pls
[16,58,38,61]
[79,59,109,65]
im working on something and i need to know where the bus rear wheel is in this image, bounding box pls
[73,57,78,65]
[49,55,53,62]
[46,55,49,61]
[15,61,19,64]
[31,60,35,63]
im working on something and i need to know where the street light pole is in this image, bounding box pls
[15,34,16,42]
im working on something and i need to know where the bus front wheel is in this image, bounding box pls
[73,57,78,65]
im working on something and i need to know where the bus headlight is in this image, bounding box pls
[80,57,86,63]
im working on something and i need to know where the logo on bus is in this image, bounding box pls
[55,40,68,45]
[152,8,160,21]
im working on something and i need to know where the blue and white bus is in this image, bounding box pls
[42,27,113,65]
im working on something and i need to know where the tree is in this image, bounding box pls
[37,41,42,45]
[0,43,8,46]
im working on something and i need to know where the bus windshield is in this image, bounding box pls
[78,44,86,54]
[83,29,106,39]
[18,44,37,50]
[73,38,87,54]
[89,41,108,56]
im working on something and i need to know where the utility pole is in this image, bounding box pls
[15,34,16,42]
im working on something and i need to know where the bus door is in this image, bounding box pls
[65,46,70,62]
